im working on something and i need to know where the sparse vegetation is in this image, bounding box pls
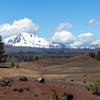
[10,61,15,67]
[16,64,20,69]
[47,86,58,100]
[85,80,100,96]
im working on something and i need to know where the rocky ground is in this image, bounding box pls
[0,77,99,100]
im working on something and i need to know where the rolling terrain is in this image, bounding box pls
[0,55,100,86]
[0,55,100,100]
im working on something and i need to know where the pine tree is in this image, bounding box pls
[96,51,100,61]
[89,52,95,58]
[0,35,6,62]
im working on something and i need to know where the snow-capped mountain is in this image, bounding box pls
[4,32,62,48]
[4,32,100,49]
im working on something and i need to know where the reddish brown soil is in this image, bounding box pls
[35,58,68,66]
[35,55,96,67]
[0,78,100,100]
[70,55,96,61]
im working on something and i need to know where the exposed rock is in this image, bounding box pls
[13,88,17,91]
[18,88,24,92]
[37,77,45,83]
[0,78,12,87]
[61,93,73,100]
[19,76,28,81]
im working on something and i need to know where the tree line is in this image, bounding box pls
[1,35,100,63]
[89,51,100,60]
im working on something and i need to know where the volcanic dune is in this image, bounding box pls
[0,78,100,100]
[0,55,100,100]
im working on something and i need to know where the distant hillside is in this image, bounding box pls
[5,45,99,54]
[4,45,100,62]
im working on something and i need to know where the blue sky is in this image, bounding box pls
[0,0,100,39]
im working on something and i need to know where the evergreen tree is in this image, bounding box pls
[0,35,6,62]
[89,52,95,58]
[96,51,100,61]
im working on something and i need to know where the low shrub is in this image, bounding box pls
[47,86,58,100]
[85,80,100,96]
[16,64,20,69]
[10,61,15,67]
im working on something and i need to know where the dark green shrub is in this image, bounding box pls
[96,51,100,61]
[89,52,95,58]
[0,35,6,63]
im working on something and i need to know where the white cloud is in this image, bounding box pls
[77,33,96,42]
[52,22,73,43]
[1,18,100,48]
[70,32,96,48]
[50,31,98,48]
[88,19,100,26]
[92,39,100,45]
[0,18,39,36]
[50,31,74,43]
[89,19,95,24]
[55,22,72,32]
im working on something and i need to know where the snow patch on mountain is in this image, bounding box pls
[4,32,61,48]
